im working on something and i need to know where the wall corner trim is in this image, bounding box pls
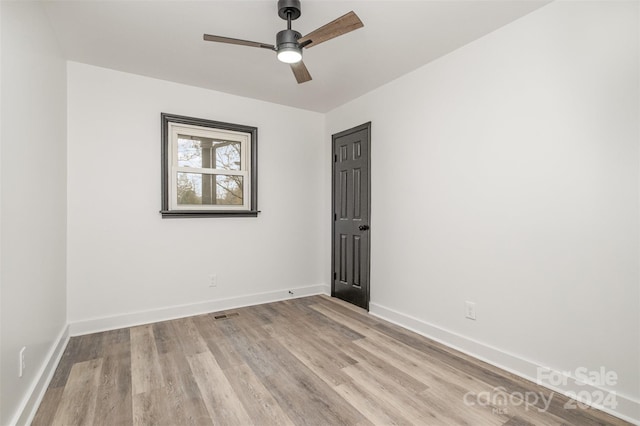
[369,302,640,425]
[11,324,70,426]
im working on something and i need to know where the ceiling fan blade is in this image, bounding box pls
[298,11,363,49]
[291,61,312,84]
[203,34,275,51]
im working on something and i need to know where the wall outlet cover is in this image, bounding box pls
[19,346,26,377]
[465,301,477,320]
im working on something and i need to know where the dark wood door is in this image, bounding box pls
[332,122,371,310]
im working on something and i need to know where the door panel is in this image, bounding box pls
[332,123,371,310]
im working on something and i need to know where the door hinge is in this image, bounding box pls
[334,154,337,162]
[334,272,337,280]
[334,213,337,221]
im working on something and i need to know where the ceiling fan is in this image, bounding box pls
[203,0,364,84]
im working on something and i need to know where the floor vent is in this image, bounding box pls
[214,312,239,320]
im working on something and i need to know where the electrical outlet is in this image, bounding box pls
[209,274,218,288]
[19,347,26,378]
[465,301,476,320]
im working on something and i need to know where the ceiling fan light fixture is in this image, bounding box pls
[276,29,302,63]
[277,46,302,63]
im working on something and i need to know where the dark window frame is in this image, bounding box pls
[160,113,258,218]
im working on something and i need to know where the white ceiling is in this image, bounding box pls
[42,0,549,112]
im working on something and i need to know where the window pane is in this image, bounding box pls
[177,136,241,170]
[177,172,243,206]
[177,136,203,168]
[215,175,243,205]
[214,142,241,171]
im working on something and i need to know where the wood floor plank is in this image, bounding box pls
[31,387,64,426]
[187,351,253,425]
[281,298,366,341]
[151,321,175,355]
[250,302,279,323]
[227,305,274,342]
[157,351,213,425]
[50,358,103,426]
[191,313,246,371]
[48,336,89,389]
[92,349,132,425]
[167,317,210,356]
[263,304,357,387]
[310,302,382,340]
[272,301,366,371]
[269,323,353,387]
[130,324,164,395]
[340,339,429,394]
[501,416,538,426]
[223,362,295,426]
[132,389,172,426]
[333,379,415,426]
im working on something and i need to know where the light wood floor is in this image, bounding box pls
[33,295,630,426]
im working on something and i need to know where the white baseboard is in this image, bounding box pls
[69,284,330,336]
[11,324,70,426]
[369,302,640,425]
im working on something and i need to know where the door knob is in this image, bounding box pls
[359,225,370,231]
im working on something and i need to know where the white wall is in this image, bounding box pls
[327,0,639,420]
[0,2,68,424]
[67,63,326,327]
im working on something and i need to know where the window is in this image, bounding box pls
[160,113,258,217]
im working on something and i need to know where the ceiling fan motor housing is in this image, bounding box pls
[276,29,302,50]
[278,0,301,20]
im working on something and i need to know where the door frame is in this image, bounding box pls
[331,122,372,310]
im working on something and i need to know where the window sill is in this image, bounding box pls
[160,210,260,218]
